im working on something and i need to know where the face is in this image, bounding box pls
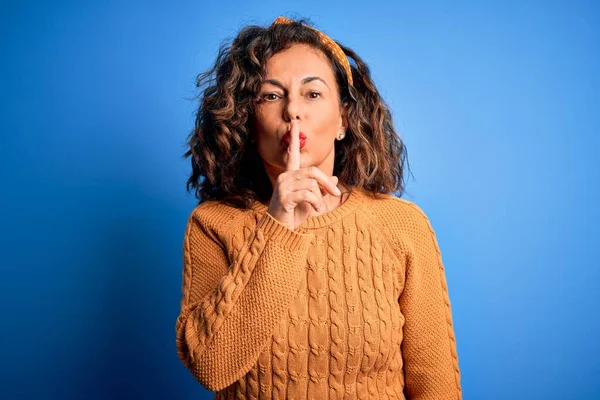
[252,43,348,183]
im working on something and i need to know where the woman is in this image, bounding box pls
[175,16,462,400]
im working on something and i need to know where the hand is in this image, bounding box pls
[267,119,341,230]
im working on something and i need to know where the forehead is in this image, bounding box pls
[265,44,335,81]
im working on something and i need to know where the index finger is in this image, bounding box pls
[285,119,301,172]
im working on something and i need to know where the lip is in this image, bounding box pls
[281,131,307,149]
[282,138,307,149]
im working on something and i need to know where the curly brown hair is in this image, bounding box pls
[183,17,413,208]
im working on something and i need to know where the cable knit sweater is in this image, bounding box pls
[175,188,462,399]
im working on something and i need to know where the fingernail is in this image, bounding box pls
[335,187,341,195]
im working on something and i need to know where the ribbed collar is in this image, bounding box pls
[250,188,365,229]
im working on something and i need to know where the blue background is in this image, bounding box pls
[2,1,598,399]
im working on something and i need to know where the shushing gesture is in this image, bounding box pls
[267,119,341,231]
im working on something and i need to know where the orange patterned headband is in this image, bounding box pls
[270,16,354,87]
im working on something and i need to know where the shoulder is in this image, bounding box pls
[188,199,246,226]
[359,192,437,249]
[360,192,431,228]
[185,199,261,248]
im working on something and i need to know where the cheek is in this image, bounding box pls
[254,109,267,127]
[316,108,341,135]
[254,107,279,131]
[253,110,280,153]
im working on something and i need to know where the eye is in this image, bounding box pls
[308,91,321,99]
[261,93,280,101]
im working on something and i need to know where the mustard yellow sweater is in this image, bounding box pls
[175,188,462,399]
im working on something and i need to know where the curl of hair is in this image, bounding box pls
[183,18,413,208]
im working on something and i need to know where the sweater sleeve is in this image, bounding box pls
[175,208,314,392]
[399,205,462,400]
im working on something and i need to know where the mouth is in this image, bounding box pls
[281,131,307,149]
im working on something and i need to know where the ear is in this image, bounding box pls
[339,101,349,132]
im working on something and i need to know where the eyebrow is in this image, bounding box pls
[261,76,329,90]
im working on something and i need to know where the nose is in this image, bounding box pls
[283,95,303,122]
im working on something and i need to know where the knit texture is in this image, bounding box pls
[175,188,462,399]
